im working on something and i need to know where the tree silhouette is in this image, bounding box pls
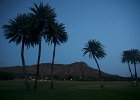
[121,50,134,86]
[2,14,38,89]
[83,39,106,88]
[129,49,140,86]
[29,3,56,90]
[45,22,68,89]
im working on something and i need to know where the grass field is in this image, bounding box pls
[0,80,140,100]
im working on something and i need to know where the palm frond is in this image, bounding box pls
[2,13,39,47]
[45,22,68,45]
[121,49,140,64]
[82,39,106,59]
[29,2,56,38]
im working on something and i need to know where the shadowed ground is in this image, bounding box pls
[0,80,140,100]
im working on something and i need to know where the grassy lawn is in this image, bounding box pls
[0,80,140,100]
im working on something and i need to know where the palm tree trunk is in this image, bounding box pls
[93,56,104,88]
[134,63,138,86]
[50,43,56,89]
[21,40,30,90]
[34,35,41,90]
[127,63,134,86]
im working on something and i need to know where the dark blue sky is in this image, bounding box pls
[0,0,140,77]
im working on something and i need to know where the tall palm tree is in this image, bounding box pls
[29,3,56,90]
[129,49,140,86]
[45,22,68,89]
[82,39,106,88]
[2,14,38,89]
[121,50,134,86]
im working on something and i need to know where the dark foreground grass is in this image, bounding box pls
[0,80,140,100]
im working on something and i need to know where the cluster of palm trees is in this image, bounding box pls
[121,49,140,86]
[83,39,140,88]
[2,3,68,90]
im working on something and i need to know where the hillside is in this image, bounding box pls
[0,61,123,80]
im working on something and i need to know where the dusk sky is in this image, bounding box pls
[0,0,140,77]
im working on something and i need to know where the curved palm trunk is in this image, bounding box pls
[134,63,138,86]
[21,40,30,90]
[50,43,56,89]
[93,56,104,88]
[34,35,41,90]
[127,63,134,86]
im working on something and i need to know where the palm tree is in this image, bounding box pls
[82,39,106,88]
[121,50,134,86]
[2,14,38,89]
[129,49,140,86]
[29,3,56,90]
[45,22,68,89]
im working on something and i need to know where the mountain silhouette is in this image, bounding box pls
[0,61,123,80]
